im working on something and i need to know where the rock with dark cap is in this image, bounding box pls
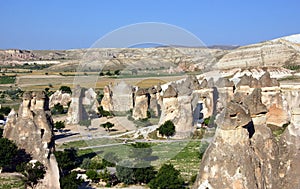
[136,88,148,96]
[163,85,178,98]
[215,101,252,130]
[259,71,279,87]
[215,77,234,88]
[244,88,268,116]
[23,91,32,100]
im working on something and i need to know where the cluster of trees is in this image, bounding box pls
[99,70,121,76]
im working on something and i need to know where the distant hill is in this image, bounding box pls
[1,34,300,72]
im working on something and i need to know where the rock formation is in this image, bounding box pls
[49,90,71,108]
[194,74,300,189]
[101,85,113,111]
[132,88,149,120]
[66,86,99,124]
[3,91,60,189]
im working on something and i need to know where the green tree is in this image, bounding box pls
[0,138,18,169]
[114,70,120,75]
[55,121,65,130]
[54,148,78,174]
[86,169,100,182]
[51,103,64,115]
[99,168,111,183]
[17,161,46,187]
[158,120,176,138]
[60,172,83,189]
[80,158,91,170]
[116,161,135,184]
[0,106,11,115]
[59,86,72,94]
[100,122,114,132]
[98,106,111,117]
[149,164,184,189]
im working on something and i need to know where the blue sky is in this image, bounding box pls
[0,0,299,50]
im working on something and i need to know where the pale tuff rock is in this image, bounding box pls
[111,81,133,112]
[266,104,289,127]
[132,88,149,120]
[66,86,99,124]
[215,39,300,70]
[49,90,71,108]
[195,101,257,189]
[3,91,60,189]
[101,85,113,111]
[259,71,279,87]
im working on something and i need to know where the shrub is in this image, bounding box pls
[17,161,46,187]
[51,103,65,115]
[158,120,175,138]
[149,164,184,189]
[0,106,11,115]
[59,86,72,94]
[86,169,100,182]
[98,106,111,117]
[100,122,114,132]
[55,121,65,130]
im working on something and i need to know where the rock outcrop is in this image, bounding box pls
[3,91,60,189]
[49,90,71,108]
[132,88,149,120]
[66,86,99,124]
[194,74,300,189]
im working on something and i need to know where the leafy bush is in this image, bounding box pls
[100,122,114,132]
[60,172,83,189]
[158,120,175,138]
[54,148,79,174]
[59,86,72,94]
[98,106,112,117]
[86,169,100,182]
[149,164,184,189]
[17,161,46,187]
[55,121,65,130]
[51,103,65,115]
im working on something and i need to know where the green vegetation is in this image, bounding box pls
[1,63,53,70]
[158,120,176,138]
[59,86,72,94]
[51,103,65,115]
[16,161,46,187]
[0,138,18,169]
[284,64,300,70]
[100,122,114,132]
[0,107,12,115]
[54,121,65,130]
[116,142,156,185]
[149,164,185,189]
[60,172,83,189]
[98,106,112,117]
[86,169,100,182]
[0,175,25,189]
[0,76,16,84]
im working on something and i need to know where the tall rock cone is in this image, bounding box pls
[3,91,60,189]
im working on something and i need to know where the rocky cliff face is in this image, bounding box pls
[215,39,300,70]
[194,72,300,189]
[3,91,60,189]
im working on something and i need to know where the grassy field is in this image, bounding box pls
[0,173,25,189]
[64,139,202,182]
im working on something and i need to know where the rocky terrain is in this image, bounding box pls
[1,34,300,72]
[3,91,60,189]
